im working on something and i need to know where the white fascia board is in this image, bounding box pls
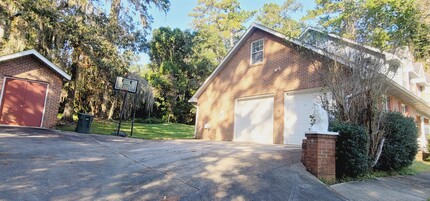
[0,49,71,80]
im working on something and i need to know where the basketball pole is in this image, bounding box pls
[130,88,138,137]
[116,91,127,136]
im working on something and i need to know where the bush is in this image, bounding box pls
[376,112,418,171]
[330,121,369,178]
[135,117,164,124]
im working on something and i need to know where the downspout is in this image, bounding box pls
[194,104,199,139]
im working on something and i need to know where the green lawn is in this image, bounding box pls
[410,147,430,173]
[56,119,195,140]
[410,160,430,173]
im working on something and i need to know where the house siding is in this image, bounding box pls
[388,96,418,118]
[0,55,63,128]
[196,30,323,144]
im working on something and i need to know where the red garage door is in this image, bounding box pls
[0,78,48,127]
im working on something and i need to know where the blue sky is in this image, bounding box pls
[142,0,316,64]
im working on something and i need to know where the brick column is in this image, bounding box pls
[304,132,338,182]
[301,139,307,166]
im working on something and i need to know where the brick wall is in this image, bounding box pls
[196,29,324,144]
[303,133,337,182]
[0,55,64,128]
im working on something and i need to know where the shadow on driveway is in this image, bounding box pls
[0,127,345,200]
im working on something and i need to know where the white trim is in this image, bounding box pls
[0,77,7,120]
[250,39,264,65]
[0,77,48,128]
[40,83,49,127]
[235,93,274,101]
[233,93,274,143]
[419,116,428,151]
[0,50,71,80]
[194,105,199,139]
[284,87,324,95]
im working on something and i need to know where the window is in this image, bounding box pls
[251,39,264,64]
[384,96,390,112]
[418,86,424,97]
[401,104,407,114]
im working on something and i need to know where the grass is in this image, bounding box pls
[56,119,195,140]
[333,151,430,184]
[411,149,430,173]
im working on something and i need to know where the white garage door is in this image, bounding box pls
[284,92,322,144]
[234,96,274,144]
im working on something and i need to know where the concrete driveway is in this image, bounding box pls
[332,173,430,201]
[0,127,345,201]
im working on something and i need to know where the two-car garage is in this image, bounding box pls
[233,90,322,145]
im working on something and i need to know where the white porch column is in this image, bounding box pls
[419,116,427,151]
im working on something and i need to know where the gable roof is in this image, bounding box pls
[189,23,329,103]
[0,49,71,80]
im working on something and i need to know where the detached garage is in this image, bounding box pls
[0,50,71,128]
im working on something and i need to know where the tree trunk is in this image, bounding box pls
[100,77,111,118]
[108,99,117,120]
[62,88,75,121]
[61,51,79,121]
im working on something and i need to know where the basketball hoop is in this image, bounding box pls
[114,77,138,93]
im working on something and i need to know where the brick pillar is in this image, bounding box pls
[301,139,307,166]
[304,132,338,182]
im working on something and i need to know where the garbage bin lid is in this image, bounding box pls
[78,113,94,117]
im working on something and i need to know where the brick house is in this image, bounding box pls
[0,50,71,128]
[190,24,430,148]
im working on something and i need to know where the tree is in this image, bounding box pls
[146,27,195,123]
[145,26,216,124]
[305,0,430,70]
[256,0,303,37]
[189,0,255,62]
[302,31,401,167]
[304,0,362,40]
[0,0,170,121]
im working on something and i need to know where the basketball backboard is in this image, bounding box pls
[114,77,138,93]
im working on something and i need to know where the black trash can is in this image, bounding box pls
[75,113,94,134]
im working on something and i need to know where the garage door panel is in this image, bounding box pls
[284,92,321,144]
[235,96,274,144]
[0,78,48,127]
[0,79,27,125]
[21,81,48,127]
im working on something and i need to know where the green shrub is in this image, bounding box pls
[376,112,418,171]
[330,121,369,178]
[135,117,164,124]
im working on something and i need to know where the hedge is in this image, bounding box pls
[330,121,369,178]
[376,112,418,171]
